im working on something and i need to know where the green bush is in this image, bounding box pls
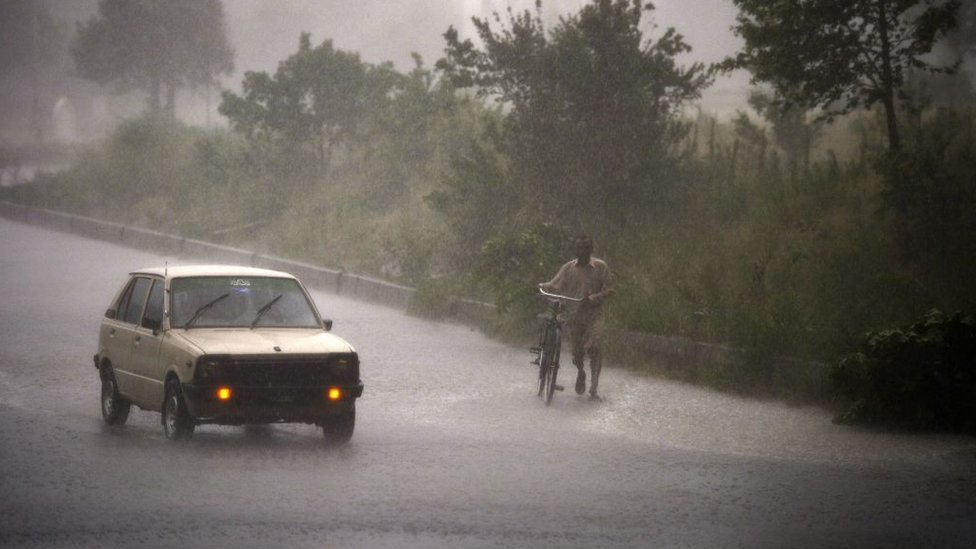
[829,309,976,431]
[474,223,572,319]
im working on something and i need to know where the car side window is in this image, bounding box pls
[113,278,137,319]
[141,279,164,332]
[122,277,152,325]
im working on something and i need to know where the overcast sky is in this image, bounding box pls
[29,0,748,127]
[226,0,748,116]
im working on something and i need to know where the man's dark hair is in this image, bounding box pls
[575,234,592,243]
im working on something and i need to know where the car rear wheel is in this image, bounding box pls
[100,366,130,425]
[162,379,195,440]
[322,404,355,444]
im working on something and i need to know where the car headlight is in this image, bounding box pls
[333,355,359,380]
[195,357,223,382]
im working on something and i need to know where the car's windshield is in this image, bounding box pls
[170,276,319,328]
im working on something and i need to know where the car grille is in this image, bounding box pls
[207,354,359,387]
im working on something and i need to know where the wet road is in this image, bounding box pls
[1,217,975,548]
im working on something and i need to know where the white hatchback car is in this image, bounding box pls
[94,265,363,442]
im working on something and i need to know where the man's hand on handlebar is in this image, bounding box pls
[585,288,615,305]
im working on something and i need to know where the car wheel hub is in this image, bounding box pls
[102,379,115,415]
[164,394,178,435]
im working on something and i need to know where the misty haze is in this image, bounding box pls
[2,1,976,547]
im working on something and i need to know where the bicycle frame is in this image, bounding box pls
[531,290,582,405]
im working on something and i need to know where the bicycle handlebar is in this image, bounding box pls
[538,288,584,302]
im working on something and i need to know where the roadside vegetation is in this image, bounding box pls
[3,0,975,426]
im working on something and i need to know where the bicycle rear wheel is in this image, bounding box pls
[537,326,551,397]
[537,360,547,397]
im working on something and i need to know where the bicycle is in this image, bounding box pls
[530,288,582,405]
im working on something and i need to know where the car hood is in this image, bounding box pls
[174,328,355,356]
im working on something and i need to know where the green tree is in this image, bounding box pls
[723,0,960,153]
[425,123,518,268]
[219,33,398,173]
[731,108,769,178]
[436,0,710,234]
[944,0,976,63]
[747,89,823,182]
[374,54,448,169]
[72,0,234,118]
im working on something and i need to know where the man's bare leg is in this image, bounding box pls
[588,348,602,399]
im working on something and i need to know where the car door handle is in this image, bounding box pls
[109,328,115,336]
[134,335,141,344]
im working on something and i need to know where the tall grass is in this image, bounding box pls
[608,107,970,363]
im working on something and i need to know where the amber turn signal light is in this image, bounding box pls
[217,387,232,401]
[327,387,342,401]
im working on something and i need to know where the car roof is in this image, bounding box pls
[130,265,298,280]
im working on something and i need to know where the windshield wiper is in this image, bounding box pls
[250,294,282,328]
[184,293,229,328]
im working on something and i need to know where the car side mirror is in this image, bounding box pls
[105,308,116,319]
[323,319,333,331]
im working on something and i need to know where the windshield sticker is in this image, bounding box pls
[230,279,251,287]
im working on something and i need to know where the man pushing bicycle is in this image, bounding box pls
[538,235,614,400]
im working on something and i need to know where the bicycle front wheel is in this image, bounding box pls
[537,332,549,397]
[543,325,561,405]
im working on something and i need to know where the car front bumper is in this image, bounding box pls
[182,380,363,425]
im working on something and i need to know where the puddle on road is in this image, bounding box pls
[583,370,976,468]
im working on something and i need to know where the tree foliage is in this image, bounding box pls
[435,0,711,236]
[723,0,960,153]
[72,0,234,118]
[475,223,572,315]
[943,0,976,62]
[219,33,399,174]
[746,89,823,180]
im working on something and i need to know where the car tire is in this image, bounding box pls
[100,366,130,425]
[322,404,355,444]
[162,379,195,440]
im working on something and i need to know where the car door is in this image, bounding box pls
[128,277,166,409]
[100,277,135,397]
[109,276,152,401]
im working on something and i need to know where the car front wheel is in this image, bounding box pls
[100,366,130,425]
[322,404,355,444]
[162,379,195,440]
